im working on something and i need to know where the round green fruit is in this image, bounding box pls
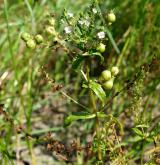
[45,26,55,35]
[107,12,116,23]
[101,70,111,81]
[99,75,105,83]
[21,32,31,42]
[35,34,43,44]
[26,39,36,49]
[47,18,55,26]
[111,66,119,76]
[97,43,106,53]
[103,79,114,90]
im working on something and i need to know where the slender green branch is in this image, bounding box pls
[95,0,120,54]
[3,0,17,79]
[116,37,130,67]
[86,61,102,161]
[60,91,90,111]
[25,0,36,33]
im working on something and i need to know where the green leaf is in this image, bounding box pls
[72,55,85,70]
[132,128,144,137]
[136,124,149,128]
[72,52,104,70]
[146,137,153,142]
[89,80,106,106]
[64,111,96,127]
[82,82,88,88]
[127,136,142,143]
[64,111,109,127]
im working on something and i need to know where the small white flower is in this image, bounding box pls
[67,12,73,18]
[60,19,65,23]
[78,19,90,27]
[92,8,97,14]
[97,31,105,39]
[84,20,90,27]
[64,26,72,34]
[78,20,84,25]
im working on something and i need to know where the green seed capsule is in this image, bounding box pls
[21,32,31,42]
[101,70,111,81]
[103,79,114,90]
[111,66,119,76]
[97,43,106,53]
[35,34,43,44]
[47,18,55,26]
[107,12,116,23]
[99,75,105,83]
[26,39,36,49]
[45,26,55,35]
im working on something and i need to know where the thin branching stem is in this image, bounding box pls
[86,61,102,161]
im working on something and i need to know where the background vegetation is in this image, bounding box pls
[0,0,160,164]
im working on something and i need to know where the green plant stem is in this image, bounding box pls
[16,133,20,165]
[25,0,36,33]
[95,0,120,55]
[60,91,89,111]
[26,54,36,165]
[28,141,36,165]
[86,62,102,161]
[140,141,144,165]
[90,90,102,161]
[116,37,131,67]
[3,0,17,79]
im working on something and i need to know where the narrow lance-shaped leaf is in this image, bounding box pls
[89,80,106,106]
[132,128,144,137]
[64,111,96,127]
[64,112,108,127]
[136,124,149,128]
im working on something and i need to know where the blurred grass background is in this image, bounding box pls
[0,0,160,164]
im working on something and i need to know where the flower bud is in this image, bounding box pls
[21,32,31,42]
[35,34,43,44]
[107,12,116,23]
[101,70,111,81]
[103,79,114,90]
[26,39,36,49]
[111,66,119,76]
[97,43,106,53]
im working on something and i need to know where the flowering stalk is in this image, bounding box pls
[20,1,121,163]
